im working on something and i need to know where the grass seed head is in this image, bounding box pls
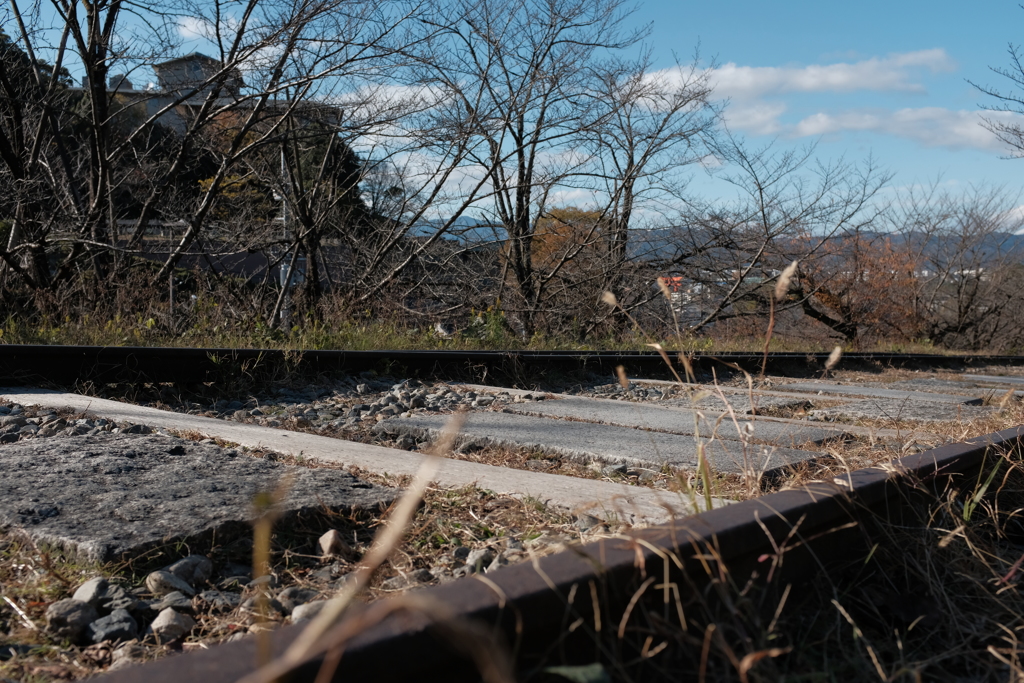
[775,261,799,302]
[825,345,843,371]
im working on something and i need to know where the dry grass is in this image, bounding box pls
[596,444,1024,682]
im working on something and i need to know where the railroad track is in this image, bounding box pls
[1,346,1024,681]
[3,344,1024,386]
[89,426,1019,683]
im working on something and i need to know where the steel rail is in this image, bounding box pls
[3,344,1024,385]
[90,425,1024,683]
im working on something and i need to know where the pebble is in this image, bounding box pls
[276,587,321,614]
[150,591,194,613]
[574,514,602,532]
[45,599,97,643]
[246,574,279,590]
[601,463,628,477]
[194,590,242,613]
[239,596,287,617]
[122,424,152,435]
[309,564,342,583]
[318,529,350,558]
[486,553,508,573]
[381,569,433,590]
[87,608,138,644]
[464,548,494,573]
[145,570,196,597]
[72,577,109,607]
[96,584,137,614]
[291,600,328,623]
[148,608,196,643]
[165,555,213,586]
[108,642,149,672]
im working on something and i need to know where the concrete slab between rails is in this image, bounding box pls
[809,398,997,423]
[457,383,934,443]
[625,378,856,404]
[685,393,813,414]
[0,433,394,562]
[374,411,822,474]
[880,378,992,393]
[778,381,985,405]
[497,395,847,447]
[0,388,712,525]
[459,381,828,405]
[964,374,1024,386]
[874,378,1024,400]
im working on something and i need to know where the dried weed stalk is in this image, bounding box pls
[236,410,508,683]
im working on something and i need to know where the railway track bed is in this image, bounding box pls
[2,347,1024,681]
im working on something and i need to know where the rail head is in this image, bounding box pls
[4,344,1024,385]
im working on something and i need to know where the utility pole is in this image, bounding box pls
[279,144,292,329]
[168,271,175,334]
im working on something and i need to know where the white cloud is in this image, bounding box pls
[997,204,1024,233]
[177,17,214,41]
[722,101,787,136]
[791,108,1024,151]
[177,15,242,42]
[707,49,956,100]
[649,49,1024,154]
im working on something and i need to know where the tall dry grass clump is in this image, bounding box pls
[598,442,1024,682]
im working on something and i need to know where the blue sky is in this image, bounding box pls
[17,0,1024,216]
[631,0,1024,201]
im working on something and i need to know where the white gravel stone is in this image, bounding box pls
[318,529,350,557]
[72,577,108,606]
[291,600,328,623]
[148,608,196,642]
[146,570,196,597]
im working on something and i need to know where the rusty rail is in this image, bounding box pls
[92,424,1024,682]
[2,344,1024,385]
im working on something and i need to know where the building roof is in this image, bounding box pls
[153,52,222,68]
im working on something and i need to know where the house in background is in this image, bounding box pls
[70,53,245,133]
[151,52,245,98]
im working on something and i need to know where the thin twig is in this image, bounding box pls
[3,595,37,630]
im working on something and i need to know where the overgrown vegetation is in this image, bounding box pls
[616,444,1024,682]
[6,2,1024,350]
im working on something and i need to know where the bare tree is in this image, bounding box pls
[0,0,422,320]
[972,36,1024,156]
[582,52,719,288]
[407,0,647,336]
[660,137,891,337]
[888,183,1024,350]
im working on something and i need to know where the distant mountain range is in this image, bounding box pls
[412,218,1024,267]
